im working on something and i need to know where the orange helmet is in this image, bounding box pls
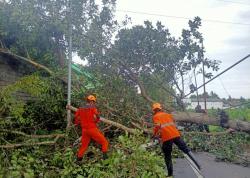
[86,95,96,102]
[152,103,162,111]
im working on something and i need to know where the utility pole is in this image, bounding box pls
[201,41,207,110]
[66,0,72,132]
[193,69,199,105]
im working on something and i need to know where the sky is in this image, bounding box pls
[74,0,250,99]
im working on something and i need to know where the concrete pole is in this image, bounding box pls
[66,0,72,131]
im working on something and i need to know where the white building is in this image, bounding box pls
[183,98,224,110]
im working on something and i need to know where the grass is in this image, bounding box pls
[207,108,250,122]
[226,108,250,122]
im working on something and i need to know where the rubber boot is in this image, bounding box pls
[77,157,83,161]
[187,151,201,170]
[164,166,173,178]
[164,160,173,177]
[76,157,83,164]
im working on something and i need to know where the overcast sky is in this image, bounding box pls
[74,0,250,98]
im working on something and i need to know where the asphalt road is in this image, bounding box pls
[173,152,250,178]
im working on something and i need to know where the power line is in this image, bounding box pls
[183,54,250,98]
[116,9,250,26]
[215,0,250,6]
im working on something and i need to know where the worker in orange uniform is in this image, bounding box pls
[67,95,109,161]
[152,103,201,177]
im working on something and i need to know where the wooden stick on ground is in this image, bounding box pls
[0,135,63,149]
[0,129,65,138]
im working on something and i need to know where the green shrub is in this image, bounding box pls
[0,134,166,178]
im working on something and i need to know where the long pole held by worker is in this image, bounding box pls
[66,0,72,132]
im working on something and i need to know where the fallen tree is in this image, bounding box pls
[68,106,250,134]
[173,111,250,134]
[1,97,247,149]
[1,49,249,134]
[131,122,235,136]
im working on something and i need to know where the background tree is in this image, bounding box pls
[178,17,220,99]
[108,21,179,104]
[0,0,117,69]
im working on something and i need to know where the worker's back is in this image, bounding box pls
[74,105,99,129]
[153,111,180,142]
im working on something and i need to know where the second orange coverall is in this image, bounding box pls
[153,111,180,142]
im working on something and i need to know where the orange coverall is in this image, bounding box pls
[153,111,201,177]
[153,111,180,142]
[74,105,108,158]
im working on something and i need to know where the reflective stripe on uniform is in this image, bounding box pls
[154,122,175,129]
[160,122,175,128]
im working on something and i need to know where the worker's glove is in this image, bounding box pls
[66,105,71,110]
[151,136,160,143]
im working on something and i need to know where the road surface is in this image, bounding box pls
[173,152,250,178]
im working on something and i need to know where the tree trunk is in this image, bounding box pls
[181,72,184,98]
[55,36,65,68]
[68,106,250,134]
[173,112,250,134]
[193,68,200,105]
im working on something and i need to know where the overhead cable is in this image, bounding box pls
[117,9,250,26]
[183,54,250,98]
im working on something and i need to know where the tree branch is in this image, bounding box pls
[161,64,183,96]
[119,61,155,103]
[0,135,62,149]
[67,105,137,134]
[0,129,65,138]
[0,48,54,75]
[0,48,67,84]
